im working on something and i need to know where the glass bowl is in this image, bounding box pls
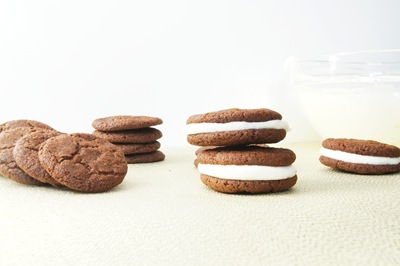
[286,49,400,146]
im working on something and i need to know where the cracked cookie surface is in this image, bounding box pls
[14,129,63,187]
[0,127,44,185]
[38,133,128,193]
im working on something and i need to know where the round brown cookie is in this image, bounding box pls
[93,128,162,143]
[0,127,44,185]
[200,175,298,194]
[113,141,161,155]
[14,130,63,187]
[319,157,400,175]
[92,115,163,131]
[0,119,54,133]
[194,144,269,168]
[38,133,128,193]
[196,145,297,194]
[320,138,400,174]
[187,108,283,124]
[125,151,165,164]
[186,108,287,146]
[197,145,296,166]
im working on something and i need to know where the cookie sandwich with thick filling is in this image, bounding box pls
[197,145,297,194]
[185,108,289,147]
[319,138,400,174]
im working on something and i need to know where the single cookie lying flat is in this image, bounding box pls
[124,151,165,164]
[39,133,128,193]
[319,138,400,174]
[93,128,162,143]
[185,108,289,146]
[113,141,161,155]
[92,115,163,131]
[14,130,63,187]
[196,145,297,194]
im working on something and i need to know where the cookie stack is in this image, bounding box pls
[0,119,127,193]
[92,115,165,164]
[185,108,297,194]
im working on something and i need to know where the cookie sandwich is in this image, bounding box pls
[319,138,400,174]
[197,145,297,194]
[185,108,289,146]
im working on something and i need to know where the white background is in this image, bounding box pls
[1,0,399,147]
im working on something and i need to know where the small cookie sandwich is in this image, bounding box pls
[319,138,400,174]
[39,133,128,193]
[196,145,297,194]
[185,108,289,146]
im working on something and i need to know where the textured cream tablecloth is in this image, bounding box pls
[0,143,399,266]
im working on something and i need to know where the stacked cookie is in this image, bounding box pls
[185,108,297,194]
[92,115,165,164]
[0,120,127,193]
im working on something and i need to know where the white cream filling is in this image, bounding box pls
[197,163,297,181]
[184,120,289,135]
[320,147,400,165]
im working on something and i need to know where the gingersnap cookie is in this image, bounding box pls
[0,127,44,185]
[124,151,165,164]
[38,133,128,193]
[92,115,163,131]
[14,130,63,187]
[319,138,400,174]
[185,108,289,146]
[196,145,297,194]
[93,128,162,143]
[113,141,161,155]
[0,119,54,133]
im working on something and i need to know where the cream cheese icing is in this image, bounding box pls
[197,163,297,181]
[319,147,400,165]
[184,120,289,135]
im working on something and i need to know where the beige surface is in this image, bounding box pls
[0,143,399,266]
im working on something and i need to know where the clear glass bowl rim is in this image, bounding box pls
[290,49,400,65]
